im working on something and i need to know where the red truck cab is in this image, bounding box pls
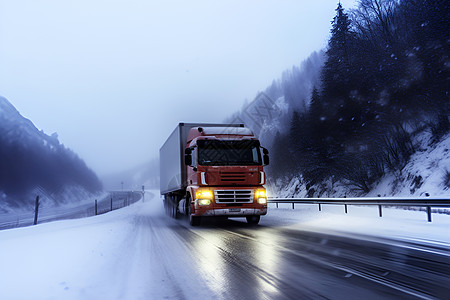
[183,126,268,225]
[160,123,269,226]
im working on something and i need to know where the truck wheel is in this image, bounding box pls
[164,197,169,215]
[187,197,200,226]
[246,215,260,225]
[172,198,179,219]
[169,195,179,219]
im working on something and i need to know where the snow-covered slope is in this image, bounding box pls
[0,96,103,212]
[367,131,450,197]
[270,130,450,198]
[0,96,56,146]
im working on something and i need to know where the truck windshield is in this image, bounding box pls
[197,140,262,166]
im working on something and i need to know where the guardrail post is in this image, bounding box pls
[33,195,40,225]
[427,206,432,222]
[266,197,449,222]
[95,199,98,215]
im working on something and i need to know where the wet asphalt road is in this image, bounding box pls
[159,214,450,300]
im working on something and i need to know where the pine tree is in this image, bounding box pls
[321,2,356,99]
[308,87,322,120]
[289,110,302,150]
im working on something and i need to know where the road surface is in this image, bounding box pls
[0,190,448,300]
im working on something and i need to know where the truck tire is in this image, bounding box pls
[164,196,169,215]
[173,198,179,219]
[169,195,179,219]
[187,196,201,226]
[246,215,260,225]
[170,200,175,218]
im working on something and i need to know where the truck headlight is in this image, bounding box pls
[256,190,266,198]
[198,199,211,206]
[256,189,267,204]
[196,189,213,200]
[257,197,267,204]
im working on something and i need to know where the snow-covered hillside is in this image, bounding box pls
[367,131,450,197]
[269,130,450,198]
[0,96,103,212]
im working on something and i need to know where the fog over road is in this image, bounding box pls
[1,191,449,300]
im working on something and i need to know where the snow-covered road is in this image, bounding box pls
[1,190,449,299]
[0,191,206,300]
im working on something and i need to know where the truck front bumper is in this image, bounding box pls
[200,207,267,217]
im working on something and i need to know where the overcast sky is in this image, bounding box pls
[0,0,357,177]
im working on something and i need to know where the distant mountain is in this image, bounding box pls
[0,96,102,211]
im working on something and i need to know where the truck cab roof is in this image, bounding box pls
[187,126,255,145]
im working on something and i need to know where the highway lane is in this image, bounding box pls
[143,200,450,300]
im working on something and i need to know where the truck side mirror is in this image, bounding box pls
[262,148,269,166]
[184,148,192,166]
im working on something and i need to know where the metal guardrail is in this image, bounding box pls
[268,197,450,222]
[0,191,142,230]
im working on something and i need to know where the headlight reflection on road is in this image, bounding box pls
[191,228,284,298]
[192,232,227,294]
[251,231,282,297]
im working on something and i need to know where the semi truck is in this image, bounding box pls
[160,123,269,226]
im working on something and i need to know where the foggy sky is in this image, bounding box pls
[0,0,357,176]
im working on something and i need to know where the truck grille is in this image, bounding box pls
[214,190,254,203]
[220,172,246,182]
